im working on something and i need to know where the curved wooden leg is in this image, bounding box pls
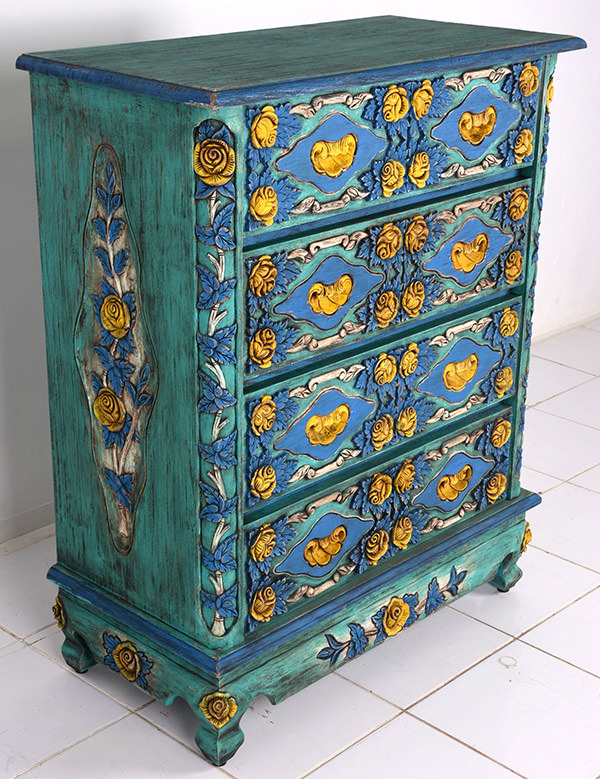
[191,691,247,766]
[61,629,96,673]
[490,550,523,592]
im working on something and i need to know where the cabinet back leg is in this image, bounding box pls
[61,629,97,673]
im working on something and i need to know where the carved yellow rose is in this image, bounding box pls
[248,256,278,298]
[374,353,397,385]
[193,137,236,186]
[380,159,405,198]
[113,640,142,682]
[304,526,347,567]
[405,215,429,254]
[249,585,277,622]
[491,419,512,448]
[249,465,277,500]
[249,186,278,226]
[249,523,277,563]
[250,395,277,436]
[368,473,393,505]
[397,406,418,438]
[392,516,413,550]
[250,105,278,149]
[366,529,389,565]
[249,327,277,368]
[499,308,519,338]
[399,342,419,377]
[382,596,411,636]
[401,280,425,318]
[374,290,399,328]
[514,129,533,164]
[504,250,523,284]
[199,692,238,729]
[394,460,415,493]
[412,80,434,119]
[546,76,554,113]
[494,367,514,398]
[382,84,409,122]
[521,522,532,552]
[508,189,529,222]
[408,152,430,189]
[376,222,403,260]
[52,596,65,629]
[100,295,131,339]
[519,62,540,97]
[485,472,507,503]
[371,414,394,451]
[93,387,126,431]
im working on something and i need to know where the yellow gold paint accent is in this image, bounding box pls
[368,473,393,505]
[250,105,278,149]
[371,414,394,450]
[405,215,429,254]
[249,524,277,563]
[546,77,554,113]
[250,396,277,436]
[391,517,413,550]
[514,128,533,163]
[199,692,238,729]
[307,274,354,316]
[486,472,507,503]
[249,327,276,368]
[365,529,389,565]
[374,290,399,328]
[303,525,347,567]
[494,367,514,398]
[52,597,65,629]
[499,308,519,338]
[249,465,277,500]
[100,295,131,339]
[458,106,497,145]
[451,233,489,273]
[382,84,409,122]
[248,256,277,297]
[442,354,479,392]
[380,159,405,197]
[508,189,528,222]
[394,460,415,493]
[249,586,276,622]
[93,387,126,432]
[412,80,435,119]
[491,419,512,448]
[310,133,358,178]
[374,353,397,385]
[401,280,425,318]
[249,185,278,226]
[193,138,235,185]
[399,343,419,378]
[408,151,430,188]
[376,223,402,259]
[505,250,523,284]
[436,464,473,501]
[382,596,410,635]
[519,63,540,97]
[397,406,418,438]
[305,403,350,446]
[112,641,143,682]
[521,522,532,552]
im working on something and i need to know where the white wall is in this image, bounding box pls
[0,0,597,541]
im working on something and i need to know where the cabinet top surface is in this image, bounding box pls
[17,16,585,106]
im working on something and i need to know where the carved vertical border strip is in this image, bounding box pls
[194,119,239,636]
[74,144,156,555]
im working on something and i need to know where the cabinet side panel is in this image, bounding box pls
[29,74,206,638]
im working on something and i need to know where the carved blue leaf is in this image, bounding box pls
[109,218,124,244]
[197,266,236,309]
[113,249,128,275]
[446,566,467,597]
[202,535,237,573]
[94,247,111,275]
[197,324,237,365]
[425,576,445,615]
[201,584,238,617]
[200,482,237,523]
[199,430,238,469]
[346,623,368,659]
[93,217,107,242]
[103,468,134,509]
[198,370,236,412]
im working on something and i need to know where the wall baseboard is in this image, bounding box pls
[0,502,55,545]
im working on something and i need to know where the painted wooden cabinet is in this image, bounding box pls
[17,17,585,765]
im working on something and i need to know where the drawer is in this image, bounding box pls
[244,60,542,235]
[244,299,520,510]
[244,180,530,374]
[245,406,515,633]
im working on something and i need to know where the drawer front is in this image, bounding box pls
[244,181,529,375]
[244,301,520,510]
[244,60,541,235]
[245,407,514,633]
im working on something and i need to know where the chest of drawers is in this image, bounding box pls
[17,16,585,765]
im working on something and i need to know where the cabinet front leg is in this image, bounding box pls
[61,629,97,673]
[192,690,247,766]
[490,550,524,592]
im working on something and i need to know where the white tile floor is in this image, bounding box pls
[1,320,599,779]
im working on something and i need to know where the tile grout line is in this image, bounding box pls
[332,670,403,711]
[527,405,600,433]
[405,711,528,777]
[529,351,600,376]
[526,374,598,408]
[527,543,600,575]
[516,636,600,682]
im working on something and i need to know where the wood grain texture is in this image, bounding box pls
[17,17,585,107]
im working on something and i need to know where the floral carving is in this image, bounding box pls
[199,692,238,729]
[102,632,152,689]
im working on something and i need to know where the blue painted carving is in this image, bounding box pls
[423,217,513,286]
[417,338,502,404]
[275,113,386,194]
[430,85,520,161]
[273,255,384,330]
[275,512,375,578]
[274,388,376,461]
[414,452,493,513]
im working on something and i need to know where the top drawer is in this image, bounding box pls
[243,60,543,235]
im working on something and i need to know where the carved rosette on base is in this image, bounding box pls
[74,144,156,554]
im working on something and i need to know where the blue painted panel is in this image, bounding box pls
[275,512,374,579]
[275,112,386,194]
[424,216,513,287]
[414,452,493,513]
[417,338,501,405]
[274,387,376,461]
[274,255,384,331]
[431,85,520,161]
